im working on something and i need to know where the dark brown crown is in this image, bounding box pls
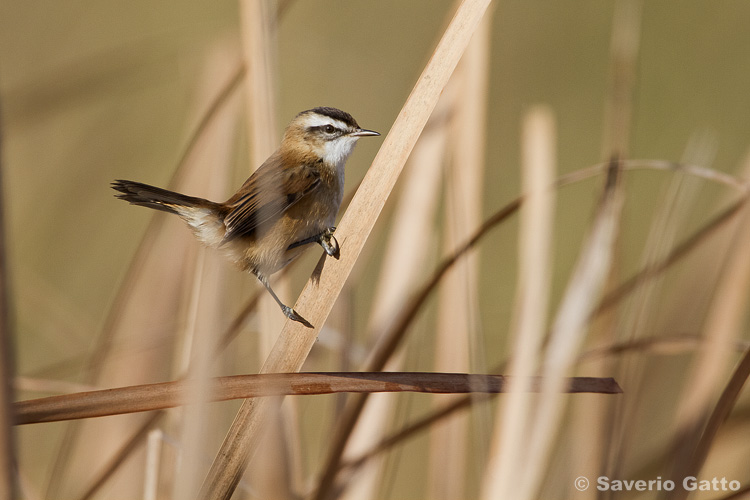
[298,107,360,129]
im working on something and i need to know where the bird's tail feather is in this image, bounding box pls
[112,179,228,247]
[112,180,218,214]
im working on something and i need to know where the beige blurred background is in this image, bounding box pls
[2,1,750,499]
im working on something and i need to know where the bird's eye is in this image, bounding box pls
[324,125,336,134]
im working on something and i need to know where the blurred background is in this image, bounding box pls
[1,1,750,499]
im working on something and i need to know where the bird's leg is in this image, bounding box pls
[287,226,339,258]
[255,273,312,328]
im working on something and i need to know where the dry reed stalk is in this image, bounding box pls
[0,106,17,500]
[312,8,495,500]
[239,2,298,497]
[172,247,229,496]
[480,106,556,500]
[77,413,163,500]
[580,335,750,362]
[669,346,750,500]
[594,197,746,315]
[364,331,738,477]
[559,159,748,193]
[587,3,641,488]
[17,470,41,500]
[14,373,622,425]
[319,161,657,499]
[239,0,284,357]
[314,192,519,500]
[666,198,750,495]
[41,63,250,500]
[342,339,748,489]
[340,338,750,475]
[516,160,623,500]
[669,150,750,422]
[606,134,714,481]
[160,48,237,500]
[172,64,247,190]
[603,164,745,488]
[352,158,746,383]
[44,46,247,500]
[169,43,240,500]
[339,290,750,480]
[240,0,278,168]
[301,159,745,498]
[198,2,492,499]
[429,12,490,500]
[337,193,750,474]
[339,87,449,500]
[143,429,163,500]
[44,188,170,498]
[69,44,243,500]
[600,0,641,160]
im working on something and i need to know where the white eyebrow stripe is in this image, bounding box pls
[302,114,348,130]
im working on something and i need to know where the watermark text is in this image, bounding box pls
[573,476,741,493]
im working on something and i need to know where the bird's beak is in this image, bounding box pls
[350,128,380,137]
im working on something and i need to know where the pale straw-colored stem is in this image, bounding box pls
[341,84,449,500]
[430,12,491,500]
[519,163,624,500]
[481,106,556,500]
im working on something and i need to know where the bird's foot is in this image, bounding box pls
[318,226,339,258]
[281,305,313,328]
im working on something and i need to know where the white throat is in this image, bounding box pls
[323,136,359,171]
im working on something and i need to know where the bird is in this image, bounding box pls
[112,107,379,326]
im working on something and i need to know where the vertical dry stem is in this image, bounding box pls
[238,2,298,497]
[595,0,642,485]
[667,176,750,498]
[520,162,623,500]
[340,89,448,500]
[429,12,491,500]
[481,106,556,500]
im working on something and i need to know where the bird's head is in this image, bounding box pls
[282,107,380,168]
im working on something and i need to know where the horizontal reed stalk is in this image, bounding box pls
[14,373,622,425]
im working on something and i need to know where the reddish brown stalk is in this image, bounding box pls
[14,373,621,425]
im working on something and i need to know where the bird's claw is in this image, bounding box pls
[281,305,313,328]
[319,226,339,258]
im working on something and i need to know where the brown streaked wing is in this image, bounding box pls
[222,159,321,242]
